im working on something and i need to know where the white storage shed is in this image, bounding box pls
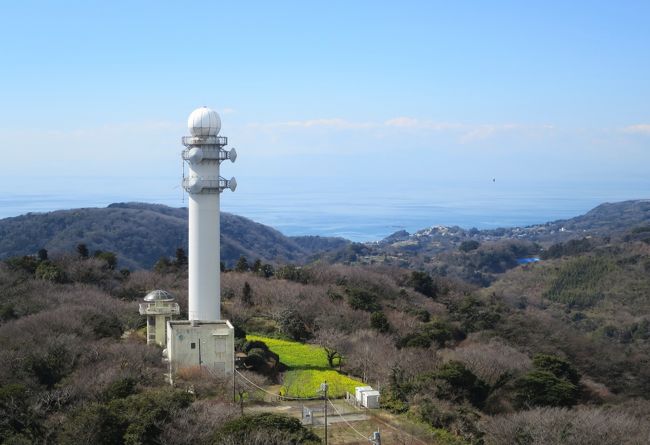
[361,390,380,409]
[355,386,373,403]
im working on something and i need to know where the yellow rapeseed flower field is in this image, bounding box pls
[246,335,364,398]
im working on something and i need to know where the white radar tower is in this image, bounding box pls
[182,106,237,321]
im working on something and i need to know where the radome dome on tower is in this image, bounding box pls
[187,106,221,137]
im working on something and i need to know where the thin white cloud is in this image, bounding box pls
[384,117,462,131]
[622,124,650,135]
[250,118,377,130]
[246,116,556,147]
[459,123,518,143]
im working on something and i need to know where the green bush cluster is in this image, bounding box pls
[451,296,501,332]
[370,311,391,333]
[427,361,489,408]
[212,412,320,444]
[408,270,438,298]
[241,340,282,377]
[346,287,381,312]
[59,388,192,445]
[397,318,465,349]
[515,354,580,408]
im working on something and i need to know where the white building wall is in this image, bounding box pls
[167,320,234,374]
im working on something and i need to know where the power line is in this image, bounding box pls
[234,370,322,401]
[327,398,373,443]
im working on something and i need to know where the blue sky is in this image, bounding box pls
[0,1,649,227]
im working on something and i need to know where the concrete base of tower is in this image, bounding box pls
[165,319,234,379]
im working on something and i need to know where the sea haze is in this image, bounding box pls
[0,176,648,242]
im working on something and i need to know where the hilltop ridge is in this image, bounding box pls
[0,199,648,270]
[0,202,347,269]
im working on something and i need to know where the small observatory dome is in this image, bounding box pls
[143,289,176,302]
[188,106,221,137]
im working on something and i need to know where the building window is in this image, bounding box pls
[190,342,196,349]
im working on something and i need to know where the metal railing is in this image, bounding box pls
[139,302,180,316]
[182,177,234,194]
[182,135,228,146]
[182,147,231,162]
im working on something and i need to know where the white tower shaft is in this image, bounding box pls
[187,164,221,321]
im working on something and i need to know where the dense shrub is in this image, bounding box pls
[411,397,483,443]
[451,296,501,332]
[396,332,432,349]
[211,413,320,444]
[370,311,391,333]
[28,335,79,388]
[242,342,281,377]
[423,319,464,347]
[408,271,438,298]
[430,361,489,408]
[514,353,580,408]
[35,261,67,283]
[532,354,580,385]
[515,370,578,408]
[396,319,464,349]
[5,256,40,274]
[0,383,41,443]
[346,287,381,312]
[100,377,138,402]
[459,240,480,252]
[59,388,193,445]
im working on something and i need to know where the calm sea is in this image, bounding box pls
[0,176,648,242]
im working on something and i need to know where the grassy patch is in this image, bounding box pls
[246,335,364,398]
[247,335,329,368]
[281,369,363,398]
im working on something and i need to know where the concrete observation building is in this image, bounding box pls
[164,106,238,376]
[139,290,180,346]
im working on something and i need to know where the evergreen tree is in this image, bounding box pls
[235,256,249,272]
[37,248,48,262]
[174,247,188,267]
[242,281,253,306]
[76,243,89,259]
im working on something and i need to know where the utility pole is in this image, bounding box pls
[320,381,329,445]
[233,370,236,403]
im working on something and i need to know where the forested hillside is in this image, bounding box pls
[0,203,348,269]
[1,226,650,444]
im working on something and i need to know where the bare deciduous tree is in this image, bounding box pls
[313,327,351,368]
[441,337,532,386]
[482,407,650,445]
[159,400,238,445]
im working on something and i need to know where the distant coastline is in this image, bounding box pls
[1,177,648,242]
